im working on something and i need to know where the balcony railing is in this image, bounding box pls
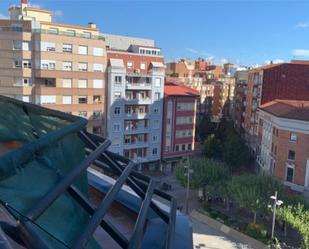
[126,83,152,90]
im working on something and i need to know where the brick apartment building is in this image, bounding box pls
[257,100,309,194]
[0,0,106,135]
[161,81,199,171]
[105,37,165,167]
[243,62,309,154]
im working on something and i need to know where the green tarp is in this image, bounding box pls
[0,100,100,248]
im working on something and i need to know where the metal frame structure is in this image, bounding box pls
[0,95,177,249]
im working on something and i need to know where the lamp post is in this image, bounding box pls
[184,156,193,214]
[268,191,283,243]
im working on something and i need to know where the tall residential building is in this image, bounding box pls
[244,62,309,154]
[166,59,235,122]
[257,100,309,195]
[0,0,106,135]
[233,70,249,135]
[161,82,199,171]
[105,35,165,167]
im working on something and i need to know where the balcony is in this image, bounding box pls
[123,141,149,149]
[126,83,152,90]
[124,126,149,134]
[125,97,151,105]
[125,112,149,120]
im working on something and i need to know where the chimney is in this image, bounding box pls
[21,0,27,4]
[88,22,97,29]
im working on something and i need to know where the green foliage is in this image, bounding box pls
[197,115,216,141]
[245,223,270,244]
[203,134,222,158]
[175,158,229,190]
[228,174,283,223]
[277,204,309,249]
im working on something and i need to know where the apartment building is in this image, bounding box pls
[0,0,106,135]
[257,100,309,194]
[233,70,249,134]
[106,36,165,167]
[166,59,235,122]
[161,82,199,171]
[244,62,309,154]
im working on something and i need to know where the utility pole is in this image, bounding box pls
[184,156,193,214]
[269,191,283,245]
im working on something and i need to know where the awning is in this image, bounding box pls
[151,61,165,68]
[110,58,124,68]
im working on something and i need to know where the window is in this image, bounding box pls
[112,137,120,146]
[65,30,75,36]
[93,111,101,120]
[40,60,55,70]
[152,135,158,142]
[13,41,22,50]
[79,111,87,118]
[124,136,131,144]
[22,60,31,68]
[78,45,87,55]
[124,150,130,158]
[155,92,161,100]
[137,134,144,142]
[62,96,72,104]
[127,61,133,68]
[39,95,56,104]
[16,78,31,86]
[126,92,133,100]
[288,150,295,161]
[78,96,87,104]
[113,123,120,131]
[93,47,104,56]
[48,27,58,34]
[155,78,161,87]
[63,44,72,53]
[286,165,294,182]
[187,144,192,151]
[63,79,72,88]
[14,59,22,68]
[290,132,297,142]
[154,108,159,114]
[114,92,121,100]
[115,76,122,84]
[152,147,158,155]
[41,42,55,52]
[114,107,120,115]
[175,145,179,152]
[140,62,146,70]
[93,80,103,88]
[93,126,102,135]
[93,95,101,103]
[78,62,88,72]
[126,106,132,114]
[83,32,91,39]
[78,79,87,88]
[93,63,103,72]
[153,120,159,129]
[182,144,186,151]
[63,61,72,71]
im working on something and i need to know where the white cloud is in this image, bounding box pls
[186,48,212,57]
[0,13,9,19]
[28,2,41,8]
[296,22,309,28]
[54,10,63,18]
[186,48,199,54]
[292,49,309,57]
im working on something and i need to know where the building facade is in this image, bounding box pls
[161,82,199,170]
[0,0,106,135]
[106,39,165,166]
[257,100,309,194]
[244,62,309,154]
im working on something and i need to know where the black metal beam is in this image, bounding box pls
[72,162,134,249]
[128,180,157,249]
[67,186,129,249]
[79,131,170,223]
[25,139,111,220]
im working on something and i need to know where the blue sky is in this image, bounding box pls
[2,0,309,66]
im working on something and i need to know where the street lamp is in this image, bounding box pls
[268,191,283,242]
[184,156,193,214]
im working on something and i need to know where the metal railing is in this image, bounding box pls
[0,96,176,249]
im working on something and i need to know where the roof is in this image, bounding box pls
[164,81,200,97]
[259,99,309,122]
[109,58,124,68]
[250,63,283,72]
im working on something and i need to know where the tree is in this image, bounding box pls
[203,134,222,159]
[197,115,216,141]
[229,174,283,223]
